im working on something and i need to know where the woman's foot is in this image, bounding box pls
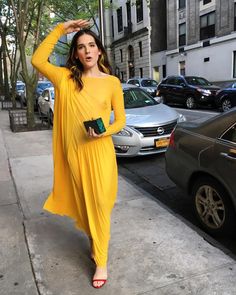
[92,266,108,288]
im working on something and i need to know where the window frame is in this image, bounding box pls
[179,0,186,9]
[136,0,143,23]
[200,12,215,40]
[117,7,123,33]
[179,23,186,46]
[203,0,211,5]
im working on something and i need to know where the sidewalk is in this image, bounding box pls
[0,108,236,295]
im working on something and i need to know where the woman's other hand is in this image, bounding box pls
[88,127,103,138]
[63,20,90,34]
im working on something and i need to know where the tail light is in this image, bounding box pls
[168,130,175,148]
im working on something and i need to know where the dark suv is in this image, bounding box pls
[156,75,220,109]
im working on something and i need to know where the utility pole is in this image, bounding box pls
[98,0,105,45]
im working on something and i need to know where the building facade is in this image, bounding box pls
[151,0,236,83]
[109,0,151,81]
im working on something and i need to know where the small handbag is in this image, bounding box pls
[83,117,106,134]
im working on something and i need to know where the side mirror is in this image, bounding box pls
[180,83,186,87]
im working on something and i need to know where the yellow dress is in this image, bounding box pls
[31,24,126,267]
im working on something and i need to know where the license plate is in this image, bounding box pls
[155,137,170,148]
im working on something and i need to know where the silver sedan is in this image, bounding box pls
[111,84,186,157]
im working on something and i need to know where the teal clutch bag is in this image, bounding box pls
[84,118,106,134]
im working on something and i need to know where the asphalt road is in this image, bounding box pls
[117,108,236,260]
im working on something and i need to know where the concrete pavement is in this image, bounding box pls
[1,108,236,295]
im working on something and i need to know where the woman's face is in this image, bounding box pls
[75,34,101,71]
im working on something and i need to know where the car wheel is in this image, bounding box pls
[186,96,196,109]
[192,177,236,236]
[49,110,54,125]
[221,98,232,112]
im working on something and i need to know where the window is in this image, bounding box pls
[139,41,142,57]
[111,16,114,37]
[221,124,236,144]
[162,65,166,78]
[203,0,211,5]
[234,3,236,31]
[117,7,123,32]
[136,0,143,23]
[179,23,186,46]
[139,68,143,78]
[233,51,236,78]
[200,12,215,40]
[120,49,123,62]
[179,0,186,9]
[179,61,186,76]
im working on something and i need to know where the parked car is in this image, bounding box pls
[35,80,53,107]
[215,81,236,112]
[126,77,158,97]
[156,75,220,109]
[16,81,25,101]
[37,87,54,124]
[165,108,236,236]
[112,84,186,157]
[45,84,186,156]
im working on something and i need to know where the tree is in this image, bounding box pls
[4,0,108,128]
[8,0,47,127]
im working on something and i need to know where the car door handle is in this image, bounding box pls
[220,152,236,161]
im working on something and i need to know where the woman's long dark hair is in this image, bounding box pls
[66,29,112,90]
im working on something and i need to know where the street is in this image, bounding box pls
[118,108,236,259]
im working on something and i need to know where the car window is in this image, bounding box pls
[38,82,52,90]
[185,77,211,86]
[50,90,54,100]
[231,83,236,89]
[221,124,236,144]
[123,88,158,109]
[166,77,177,85]
[175,77,185,86]
[141,79,158,87]
[128,80,139,86]
[16,84,25,90]
[42,90,49,98]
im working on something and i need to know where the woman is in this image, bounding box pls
[32,20,126,289]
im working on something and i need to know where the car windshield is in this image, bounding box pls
[185,77,211,86]
[16,84,25,90]
[38,82,52,90]
[123,88,157,109]
[141,79,158,87]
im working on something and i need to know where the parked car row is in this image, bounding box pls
[38,84,186,155]
[15,80,52,109]
[126,76,236,112]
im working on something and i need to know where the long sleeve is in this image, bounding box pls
[31,24,66,86]
[104,78,126,136]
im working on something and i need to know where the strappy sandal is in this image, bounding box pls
[92,279,107,289]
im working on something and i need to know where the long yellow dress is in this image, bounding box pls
[31,24,126,267]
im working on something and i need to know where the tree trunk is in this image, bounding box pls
[1,28,10,100]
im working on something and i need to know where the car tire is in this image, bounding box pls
[221,97,232,112]
[186,96,196,109]
[192,176,236,236]
[49,110,54,125]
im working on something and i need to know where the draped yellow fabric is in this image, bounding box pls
[31,24,126,266]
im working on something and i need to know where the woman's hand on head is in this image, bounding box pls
[63,20,90,34]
